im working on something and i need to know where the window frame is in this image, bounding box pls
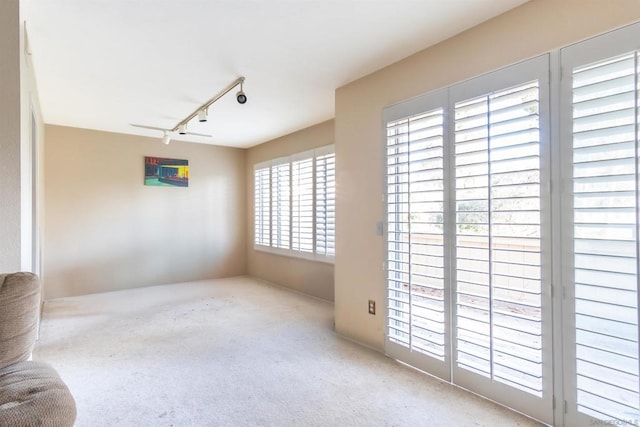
[253,145,335,264]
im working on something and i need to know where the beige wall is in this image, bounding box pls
[0,0,44,273]
[0,0,22,272]
[246,120,334,301]
[334,0,640,349]
[43,125,246,299]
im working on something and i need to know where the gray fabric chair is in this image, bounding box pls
[0,272,76,426]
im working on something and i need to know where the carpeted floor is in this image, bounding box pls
[33,276,542,426]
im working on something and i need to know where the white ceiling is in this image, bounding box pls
[25,0,528,148]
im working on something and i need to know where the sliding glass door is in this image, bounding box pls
[561,23,640,426]
[386,89,450,380]
[385,55,553,424]
[385,22,640,426]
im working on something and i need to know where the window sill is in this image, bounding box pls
[253,244,335,265]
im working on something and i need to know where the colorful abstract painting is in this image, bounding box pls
[144,157,189,187]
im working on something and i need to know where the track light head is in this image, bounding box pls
[236,90,247,104]
[162,131,171,145]
[198,108,208,122]
[236,82,247,104]
[178,124,187,135]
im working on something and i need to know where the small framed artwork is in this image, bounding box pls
[144,156,189,187]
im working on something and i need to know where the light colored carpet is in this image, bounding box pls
[33,276,542,427]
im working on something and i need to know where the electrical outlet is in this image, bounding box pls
[368,300,376,315]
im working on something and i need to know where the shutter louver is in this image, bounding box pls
[571,52,640,422]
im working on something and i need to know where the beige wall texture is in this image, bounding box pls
[43,125,246,299]
[0,0,22,272]
[334,0,640,349]
[246,120,335,302]
[0,0,44,273]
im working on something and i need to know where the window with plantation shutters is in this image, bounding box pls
[315,149,335,257]
[271,162,291,249]
[382,21,640,427]
[253,145,334,262]
[384,55,551,424]
[566,49,640,424]
[254,166,271,246]
[386,108,446,360]
[292,156,314,253]
[453,80,543,396]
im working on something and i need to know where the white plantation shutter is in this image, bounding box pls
[453,80,543,396]
[254,166,271,246]
[292,156,314,253]
[271,161,291,249]
[382,23,640,425]
[386,108,446,360]
[253,145,334,261]
[569,51,640,422]
[385,56,551,423]
[315,149,335,256]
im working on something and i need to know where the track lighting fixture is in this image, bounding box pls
[173,77,246,133]
[162,131,171,145]
[236,81,247,104]
[130,76,246,144]
[198,108,208,122]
